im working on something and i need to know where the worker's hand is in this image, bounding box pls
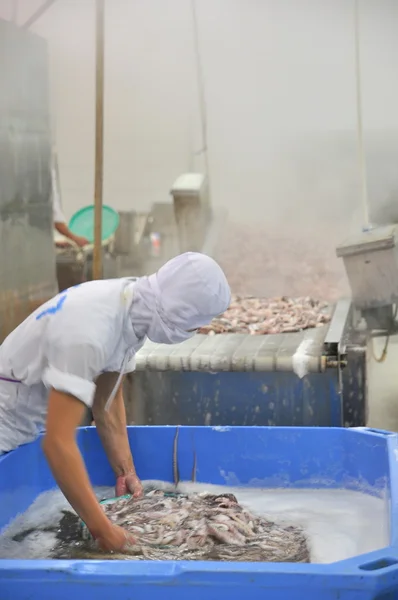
[116,471,144,499]
[72,235,90,248]
[95,524,136,553]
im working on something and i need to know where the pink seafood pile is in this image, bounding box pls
[198,295,331,335]
[79,490,310,562]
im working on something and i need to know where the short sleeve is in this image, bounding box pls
[42,297,112,407]
[41,280,124,406]
[43,342,105,408]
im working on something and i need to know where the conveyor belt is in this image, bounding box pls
[135,325,328,373]
[134,300,351,374]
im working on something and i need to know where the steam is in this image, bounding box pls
[5,0,398,298]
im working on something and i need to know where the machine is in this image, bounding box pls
[112,192,367,430]
[123,297,366,429]
[104,175,367,430]
[336,225,398,336]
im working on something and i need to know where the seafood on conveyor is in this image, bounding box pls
[198,295,331,335]
[53,489,310,563]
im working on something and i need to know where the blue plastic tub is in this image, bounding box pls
[1,426,398,600]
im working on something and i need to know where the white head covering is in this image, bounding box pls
[130,252,231,344]
[103,252,230,411]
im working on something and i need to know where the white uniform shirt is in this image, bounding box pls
[0,252,232,454]
[0,278,143,453]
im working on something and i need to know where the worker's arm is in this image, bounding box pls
[42,389,135,550]
[42,312,136,548]
[51,166,89,248]
[92,373,143,498]
[54,221,89,248]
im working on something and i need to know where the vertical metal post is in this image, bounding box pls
[190,0,210,205]
[354,0,369,227]
[93,0,105,280]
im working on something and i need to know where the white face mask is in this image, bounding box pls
[147,313,196,344]
[131,253,231,345]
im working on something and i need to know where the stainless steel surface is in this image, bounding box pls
[323,298,352,352]
[115,212,151,277]
[135,325,329,373]
[336,225,398,257]
[336,225,398,310]
[55,247,86,291]
[361,305,397,332]
[0,20,57,342]
[171,173,208,253]
[115,198,219,278]
[128,307,366,428]
[172,195,203,253]
[114,211,135,255]
[55,240,119,290]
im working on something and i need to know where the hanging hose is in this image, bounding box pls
[370,304,398,363]
[190,0,211,197]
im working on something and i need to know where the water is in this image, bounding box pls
[0,481,389,563]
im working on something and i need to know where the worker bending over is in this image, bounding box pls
[0,252,231,553]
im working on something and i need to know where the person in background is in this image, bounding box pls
[0,252,231,554]
[51,149,89,248]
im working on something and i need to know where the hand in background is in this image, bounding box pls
[72,235,90,248]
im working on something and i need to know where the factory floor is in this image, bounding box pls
[367,334,398,431]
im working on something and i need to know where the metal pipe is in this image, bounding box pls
[93,0,105,280]
[324,358,348,370]
[354,0,369,226]
[190,0,211,202]
[22,0,57,29]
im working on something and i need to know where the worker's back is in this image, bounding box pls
[0,277,141,454]
[0,279,133,388]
